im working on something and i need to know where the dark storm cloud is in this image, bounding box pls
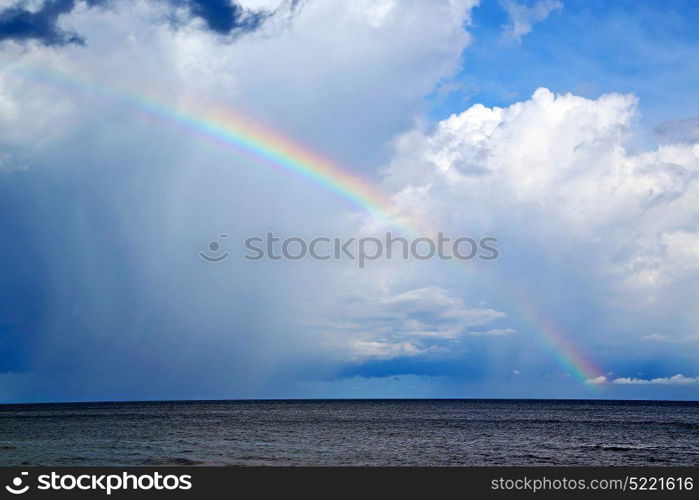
[178,0,269,35]
[0,0,275,47]
[0,0,105,46]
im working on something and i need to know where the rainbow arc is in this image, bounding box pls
[6,63,604,384]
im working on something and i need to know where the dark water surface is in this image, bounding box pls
[1,399,697,466]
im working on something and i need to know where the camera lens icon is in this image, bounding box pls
[5,472,29,495]
[199,234,230,263]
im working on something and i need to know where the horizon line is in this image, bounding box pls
[2,396,698,406]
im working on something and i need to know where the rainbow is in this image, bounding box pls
[509,293,604,384]
[5,63,604,385]
[148,105,402,223]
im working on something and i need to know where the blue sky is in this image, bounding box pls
[433,0,699,125]
[0,0,698,402]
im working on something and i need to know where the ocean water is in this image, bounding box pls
[1,399,697,466]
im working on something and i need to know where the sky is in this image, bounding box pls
[0,0,698,403]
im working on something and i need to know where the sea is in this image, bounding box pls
[1,399,697,466]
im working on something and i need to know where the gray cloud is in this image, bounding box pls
[0,0,478,401]
[654,117,699,143]
[308,286,507,361]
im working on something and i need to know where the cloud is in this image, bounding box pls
[1,1,697,400]
[613,374,699,385]
[348,340,426,360]
[640,333,699,343]
[585,376,608,385]
[310,286,508,361]
[171,0,281,35]
[588,374,699,385]
[470,328,516,336]
[654,117,699,144]
[380,88,699,347]
[0,0,277,46]
[500,0,562,42]
[0,0,479,401]
[0,0,101,46]
[0,151,26,172]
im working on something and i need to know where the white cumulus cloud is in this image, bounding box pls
[378,88,699,350]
